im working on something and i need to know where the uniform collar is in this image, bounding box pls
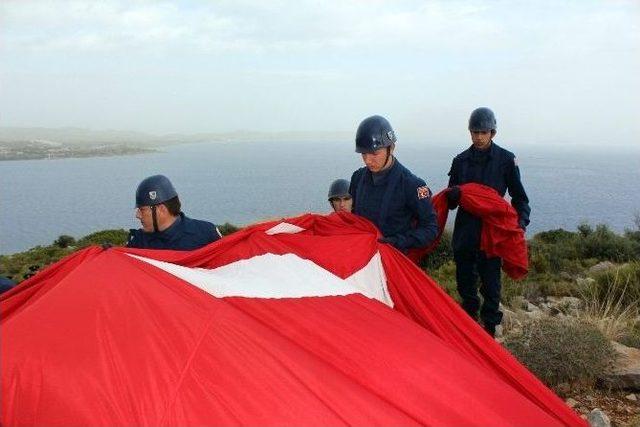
[369,157,401,185]
[463,141,498,159]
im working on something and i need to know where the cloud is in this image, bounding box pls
[2,0,637,63]
[1,0,638,141]
[0,1,541,55]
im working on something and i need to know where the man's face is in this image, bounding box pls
[135,205,155,232]
[362,147,393,173]
[330,196,353,213]
[470,130,495,150]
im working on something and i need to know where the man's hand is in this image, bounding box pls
[447,186,461,209]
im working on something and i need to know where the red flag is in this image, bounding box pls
[1,213,575,426]
[408,183,528,279]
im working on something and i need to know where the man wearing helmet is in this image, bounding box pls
[127,175,222,250]
[327,179,353,213]
[349,115,438,252]
[447,107,531,337]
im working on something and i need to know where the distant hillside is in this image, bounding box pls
[0,127,352,147]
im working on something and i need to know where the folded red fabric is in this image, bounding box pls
[408,183,528,279]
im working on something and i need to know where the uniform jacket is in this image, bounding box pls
[448,142,530,252]
[127,212,221,250]
[350,159,438,251]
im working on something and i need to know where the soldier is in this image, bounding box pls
[0,276,15,294]
[349,115,438,252]
[327,179,353,213]
[127,175,222,250]
[447,107,531,337]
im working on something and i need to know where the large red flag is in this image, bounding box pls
[1,213,577,426]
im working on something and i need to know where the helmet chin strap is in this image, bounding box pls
[151,205,159,232]
[383,147,394,170]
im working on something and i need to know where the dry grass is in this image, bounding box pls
[577,268,640,342]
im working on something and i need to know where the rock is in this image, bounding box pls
[565,398,578,408]
[523,309,545,320]
[527,301,541,312]
[545,296,583,316]
[587,408,611,427]
[626,393,637,401]
[598,342,640,391]
[494,324,503,338]
[538,302,553,313]
[547,296,582,309]
[588,261,615,274]
[500,306,523,336]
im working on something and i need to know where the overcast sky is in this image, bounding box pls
[1,0,639,146]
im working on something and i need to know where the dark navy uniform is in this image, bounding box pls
[448,142,530,333]
[0,276,15,295]
[127,212,221,250]
[350,159,438,252]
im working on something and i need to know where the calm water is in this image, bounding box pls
[1,141,639,254]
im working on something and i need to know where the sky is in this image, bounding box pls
[1,0,639,146]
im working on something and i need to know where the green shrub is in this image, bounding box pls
[579,224,636,262]
[421,229,453,271]
[623,229,640,258]
[54,235,76,248]
[535,228,576,244]
[76,229,128,247]
[428,261,458,300]
[1,229,128,283]
[529,246,552,275]
[588,262,640,308]
[577,222,593,238]
[217,222,240,236]
[503,316,615,387]
[619,321,640,349]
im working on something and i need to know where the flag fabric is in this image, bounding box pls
[1,213,579,426]
[408,183,529,279]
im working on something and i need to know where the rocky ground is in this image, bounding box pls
[562,388,639,426]
[495,268,640,427]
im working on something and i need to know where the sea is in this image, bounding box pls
[1,141,639,255]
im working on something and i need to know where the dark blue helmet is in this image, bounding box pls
[135,175,178,207]
[468,107,497,132]
[328,179,350,200]
[355,115,397,154]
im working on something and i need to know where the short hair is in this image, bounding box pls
[163,196,181,216]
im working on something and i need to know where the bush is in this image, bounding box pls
[535,228,576,244]
[588,262,640,308]
[217,222,240,236]
[53,235,76,248]
[619,322,640,349]
[421,229,453,271]
[428,261,458,299]
[577,222,593,238]
[503,316,615,387]
[76,229,129,247]
[579,224,636,262]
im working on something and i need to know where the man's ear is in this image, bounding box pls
[491,130,497,138]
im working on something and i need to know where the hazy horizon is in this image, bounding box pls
[2,1,639,147]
